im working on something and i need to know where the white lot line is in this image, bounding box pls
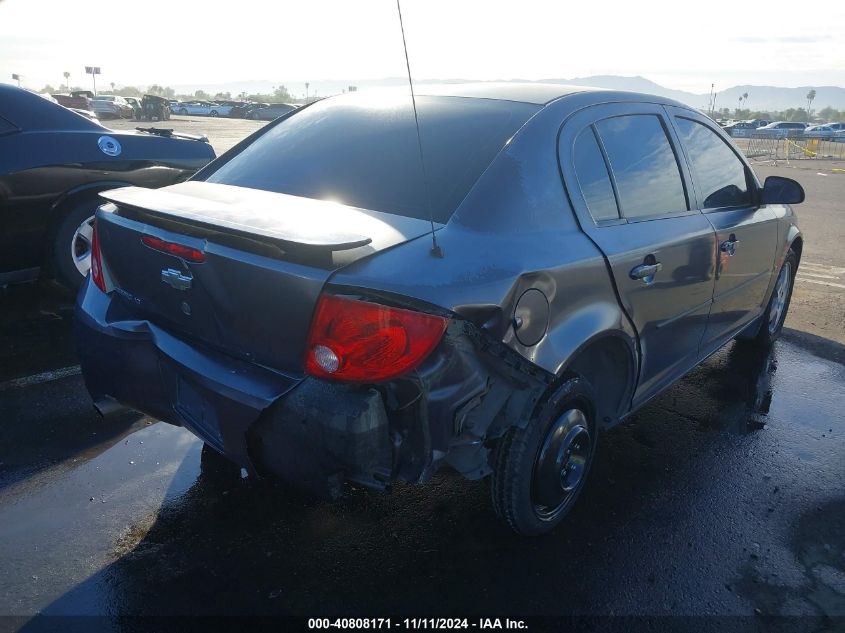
[801,262,845,275]
[797,278,845,290]
[796,262,845,291]
[0,365,81,392]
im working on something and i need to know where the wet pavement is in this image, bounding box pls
[0,284,843,631]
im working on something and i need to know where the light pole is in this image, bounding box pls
[85,66,101,96]
[63,71,70,91]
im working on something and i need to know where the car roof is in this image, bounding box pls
[341,82,698,112]
[0,83,103,131]
[411,82,595,104]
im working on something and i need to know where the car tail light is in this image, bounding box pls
[90,222,107,293]
[141,235,205,263]
[305,294,448,383]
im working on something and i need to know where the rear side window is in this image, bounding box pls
[573,128,619,221]
[595,115,688,219]
[205,95,539,223]
[675,117,751,209]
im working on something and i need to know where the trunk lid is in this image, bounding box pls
[95,181,439,373]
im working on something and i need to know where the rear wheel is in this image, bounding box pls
[740,249,797,347]
[491,375,597,536]
[179,108,188,115]
[210,110,218,117]
[51,200,99,290]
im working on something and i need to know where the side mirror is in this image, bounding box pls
[761,176,804,205]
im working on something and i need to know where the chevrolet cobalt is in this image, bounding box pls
[77,84,804,535]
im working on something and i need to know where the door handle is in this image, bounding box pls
[720,236,740,256]
[629,262,663,281]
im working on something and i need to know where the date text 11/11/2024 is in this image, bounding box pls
[307,618,529,629]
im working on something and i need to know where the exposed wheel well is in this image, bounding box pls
[564,335,634,428]
[790,236,803,264]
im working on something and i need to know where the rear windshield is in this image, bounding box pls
[204,94,539,222]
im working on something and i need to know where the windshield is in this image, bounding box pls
[204,94,539,223]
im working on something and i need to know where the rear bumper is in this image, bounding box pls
[75,278,393,497]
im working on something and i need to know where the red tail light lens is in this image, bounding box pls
[141,235,205,263]
[90,222,107,293]
[305,295,448,383]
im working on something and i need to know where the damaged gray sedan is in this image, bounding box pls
[76,84,804,535]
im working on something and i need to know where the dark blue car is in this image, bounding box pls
[77,84,804,535]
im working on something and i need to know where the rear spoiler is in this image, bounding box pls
[99,182,373,252]
[135,127,209,143]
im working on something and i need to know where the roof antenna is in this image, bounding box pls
[396,0,443,258]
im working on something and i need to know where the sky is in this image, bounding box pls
[1,0,843,97]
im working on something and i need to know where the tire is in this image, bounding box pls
[210,110,218,117]
[491,375,597,536]
[754,249,797,346]
[179,108,188,115]
[51,199,100,290]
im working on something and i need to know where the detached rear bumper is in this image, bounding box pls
[75,279,393,497]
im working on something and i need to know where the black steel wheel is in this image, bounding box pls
[491,375,597,536]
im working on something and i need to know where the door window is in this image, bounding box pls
[594,115,688,219]
[573,127,619,221]
[675,117,752,209]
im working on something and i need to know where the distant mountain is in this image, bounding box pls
[170,75,845,112]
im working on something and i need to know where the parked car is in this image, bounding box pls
[246,102,297,120]
[229,102,267,119]
[0,84,216,289]
[91,95,134,119]
[723,120,759,137]
[754,121,807,137]
[77,84,804,535]
[174,101,232,117]
[226,102,255,118]
[52,93,94,110]
[135,94,172,121]
[804,123,845,138]
[746,119,770,128]
[124,97,142,119]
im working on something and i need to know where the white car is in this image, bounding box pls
[173,101,232,117]
[804,123,845,139]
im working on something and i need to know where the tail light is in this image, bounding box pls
[90,222,107,293]
[141,235,205,263]
[305,294,448,383]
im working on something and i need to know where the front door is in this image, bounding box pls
[559,104,717,406]
[666,108,778,349]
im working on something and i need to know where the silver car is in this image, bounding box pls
[173,101,232,117]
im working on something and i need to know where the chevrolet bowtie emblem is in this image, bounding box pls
[161,268,192,291]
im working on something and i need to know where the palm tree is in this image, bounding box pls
[742,92,749,112]
[63,71,70,91]
[110,81,115,93]
[807,89,816,118]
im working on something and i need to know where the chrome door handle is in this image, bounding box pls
[629,262,663,281]
[720,236,740,256]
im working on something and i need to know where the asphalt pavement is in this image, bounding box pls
[0,133,843,632]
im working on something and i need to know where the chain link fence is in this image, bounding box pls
[733,133,845,163]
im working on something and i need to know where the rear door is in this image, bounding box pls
[559,103,717,406]
[667,108,778,350]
